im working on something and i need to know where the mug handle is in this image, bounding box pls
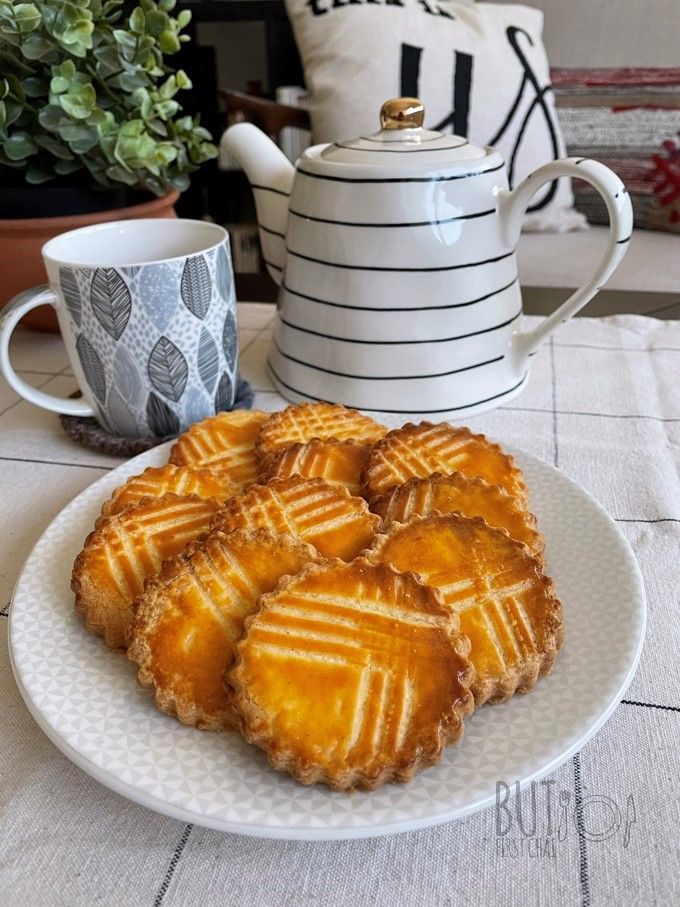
[0,287,96,417]
[499,158,634,357]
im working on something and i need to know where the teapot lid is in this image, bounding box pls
[318,98,491,167]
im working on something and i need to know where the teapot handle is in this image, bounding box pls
[498,158,634,357]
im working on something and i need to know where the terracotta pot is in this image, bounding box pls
[0,190,180,333]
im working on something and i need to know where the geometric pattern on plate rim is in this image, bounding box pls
[8,441,646,840]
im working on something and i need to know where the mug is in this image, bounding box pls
[0,219,238,438]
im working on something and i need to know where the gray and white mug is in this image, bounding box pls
[0,219,238,438]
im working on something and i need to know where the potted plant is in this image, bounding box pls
[0,0,217,330]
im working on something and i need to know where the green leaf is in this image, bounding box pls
[155,142,176,164]
[23,76,48,97]
[102,0,123,15]
[59,83,97,119]
[158,75,176,100]
[21,34,56,60]
[157,29,179,54]
[14,3,41,33]
[53,59,76,80]
[129,6,145,34]
[26,163,54,184]
[0,100,5,128]
[115,70,148,91]
[61,20,94,47]
[34,133,74,159]
[154,98,178,118]
[39,105,64,131]
[3,100,25,128]
[50,75,69,94]
[176,9,191,29]
[175,69,191,90]
[3,131,37,160]
[54,158,83,175]
[145,9,169,37]
[159,0,176,11]
[105,163,138,186]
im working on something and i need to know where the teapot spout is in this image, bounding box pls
[221,123,294,286]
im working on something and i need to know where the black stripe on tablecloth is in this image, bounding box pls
[506,405,680,424]
[0,454,112,470]
[615,517,680,524]
[154,824,193,906]
[296,161,505,184]
[550,335,592,906]
[267,359,528,413]
[281,276,518,312]
[554,342,680,353]
[287,207,496,228]
[573,753,592,907]
[286,247,514,273]
[278,309,521,346]
[272,337,505,380]
[550,337,559,470]
[622,699,680,714]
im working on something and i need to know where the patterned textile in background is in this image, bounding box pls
[553,68,680,234]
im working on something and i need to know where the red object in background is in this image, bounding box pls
[646,133,680,224]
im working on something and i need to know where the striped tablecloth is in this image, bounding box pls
[1,303,679,905]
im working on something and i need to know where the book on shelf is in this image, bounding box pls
[224,223,261,274]
[276,85,312,164]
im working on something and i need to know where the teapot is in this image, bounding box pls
[223,98,633,417]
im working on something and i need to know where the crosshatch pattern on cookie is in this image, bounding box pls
[256,402,387,461]
[260,438,372,496]
[229,558,474,790]
[366,514,562,706]
[363,422,528,504]
[370,472,544,560]
[211,475,380,561]
[72,493,224,651]
[102,464,238,516]
[169,410,270,488]
[128,528,319,731]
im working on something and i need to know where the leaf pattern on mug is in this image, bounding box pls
[216,243,232,302]
[214,371,234,413]
[180,255,212,320]
[148,336,188,403]
[146,392,179,437]
[107,387,141,439]
[76,333,106,404]
[222,310,237,367]
[197,328,219,394]
[59,266,82,327]
[90,268,132,340]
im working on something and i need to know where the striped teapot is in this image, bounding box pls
[223,98,632,417]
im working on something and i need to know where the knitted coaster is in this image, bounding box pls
[60,377,254,458]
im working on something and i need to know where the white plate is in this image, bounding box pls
[8,443,645,841]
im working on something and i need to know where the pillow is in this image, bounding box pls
[553,67,680,234]
[285,0,585,232]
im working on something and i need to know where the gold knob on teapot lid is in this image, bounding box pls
[380,98,425,130]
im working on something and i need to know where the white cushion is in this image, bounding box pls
[489,0,680,68]
[517,227,680,293]
[285,0,584,232]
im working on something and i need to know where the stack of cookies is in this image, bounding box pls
[71,403,563,792]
